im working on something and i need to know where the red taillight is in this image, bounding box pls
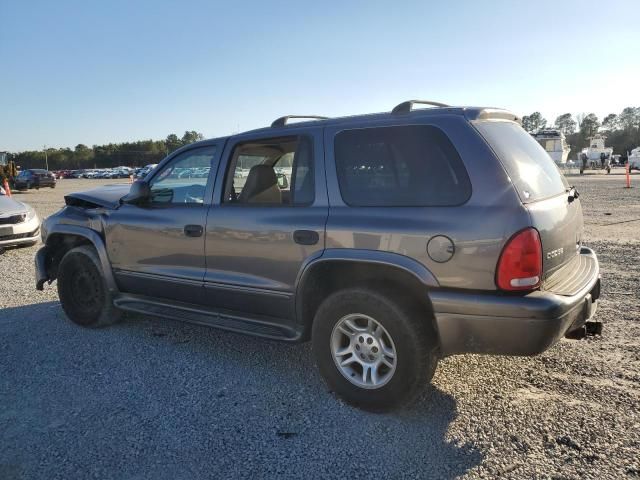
[496,228,542,291]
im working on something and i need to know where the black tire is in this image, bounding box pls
[312,288,438,412]
[57,245,121,327]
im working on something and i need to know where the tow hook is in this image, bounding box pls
[565,321,603,340]
[585,321,603,336]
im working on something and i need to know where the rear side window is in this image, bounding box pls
[334,125,471,206]
[474,121,567,203]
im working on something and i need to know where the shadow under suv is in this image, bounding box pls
[35,100,601,411]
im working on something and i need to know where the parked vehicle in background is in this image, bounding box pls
[628,147,640,170]
[579,134,613,174]
[134,164,158,179]
[35,101,602,411]
[0,191,40,248]
[532,129,570,164]
[13,169,56,190]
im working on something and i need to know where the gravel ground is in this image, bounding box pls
[1,174,639,479]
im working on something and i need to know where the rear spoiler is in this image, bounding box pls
[465,108,521,125]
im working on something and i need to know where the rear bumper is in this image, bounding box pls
[432,247,600,356]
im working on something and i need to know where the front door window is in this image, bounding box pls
[149,146,217,205]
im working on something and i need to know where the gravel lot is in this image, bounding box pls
[1,174,639,479]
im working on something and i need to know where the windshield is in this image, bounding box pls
[475,121,568,203]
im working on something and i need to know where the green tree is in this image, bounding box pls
[580,113,600,138]
[554,113,576,135]
[601,114,618,131]
[165,134,182,153]
[73,143,94,166]
[181,130,204,145]
[618,107,640,131]
[522,112,547,132]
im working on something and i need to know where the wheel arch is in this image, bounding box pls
[295,249,439,340]
[38,224,118,293]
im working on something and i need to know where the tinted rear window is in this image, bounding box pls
[474,121,567,203]
[334,125,471,206]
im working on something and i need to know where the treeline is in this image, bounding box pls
[9,131,204,171]
[521,107,640,160]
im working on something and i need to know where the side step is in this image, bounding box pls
[114,294,302,342]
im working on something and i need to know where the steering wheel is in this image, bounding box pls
[184,184,205,204]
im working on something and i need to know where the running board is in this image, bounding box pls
[113,294,302,342]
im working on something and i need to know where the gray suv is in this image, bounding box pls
[35,101,601,411]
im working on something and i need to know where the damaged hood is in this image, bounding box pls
[65,184,132,209]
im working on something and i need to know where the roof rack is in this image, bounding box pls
[271,115,329,128]
[391,100,449,114]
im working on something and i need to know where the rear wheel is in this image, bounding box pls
[312,288,438,412]
[57,245,121,327]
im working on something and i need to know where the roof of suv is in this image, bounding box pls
[183,102,520,150]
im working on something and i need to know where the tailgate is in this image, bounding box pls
[473,120,582,279]
[527,192,583,278]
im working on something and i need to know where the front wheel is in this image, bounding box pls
[312,288,438,412]
[57,245,121,327]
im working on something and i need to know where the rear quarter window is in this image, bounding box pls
[474,121,568,203]
[334,125,471,207]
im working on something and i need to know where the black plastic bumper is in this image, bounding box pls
[431,248,601,356]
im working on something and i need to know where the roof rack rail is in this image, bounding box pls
[271,115,329,128]
[391,100,449,114]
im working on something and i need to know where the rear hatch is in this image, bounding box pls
[474,120,583,281]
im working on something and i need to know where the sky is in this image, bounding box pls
[1,0,639,152]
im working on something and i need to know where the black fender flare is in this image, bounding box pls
[40,224,118,293]
[294,248,439,326]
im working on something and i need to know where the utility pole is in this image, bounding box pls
[43,145,49,171]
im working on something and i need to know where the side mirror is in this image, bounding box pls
[121,180,151,205]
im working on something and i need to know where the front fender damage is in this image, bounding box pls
[34,207,118,293]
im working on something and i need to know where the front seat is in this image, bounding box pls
[238,164,282,204]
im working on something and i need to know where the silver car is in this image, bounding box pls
[0,193,40,248]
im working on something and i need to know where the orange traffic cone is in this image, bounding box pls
[2,178,11,197]
[624,162,631,189]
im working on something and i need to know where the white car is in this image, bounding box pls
[0,193,40,248]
